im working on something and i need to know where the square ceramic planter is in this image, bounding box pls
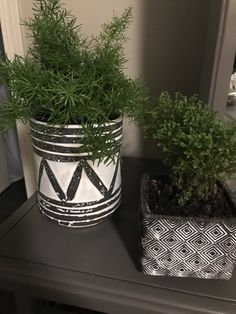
[140,174,236,279]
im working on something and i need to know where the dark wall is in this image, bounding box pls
[0,25,4,55]
[0,24,5,101]
[141,0,212,99]
[139,0,212,158]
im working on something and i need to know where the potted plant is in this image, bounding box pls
[0,0,146,228]
[139,92,236,279]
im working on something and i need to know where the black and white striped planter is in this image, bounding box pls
[30,118,122,228]
[140,174,236,279]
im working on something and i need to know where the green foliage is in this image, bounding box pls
[141,92,236,205]
[25,0,83,72]
[0,0,147,161]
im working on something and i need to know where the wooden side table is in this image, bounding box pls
[0,158,236,314]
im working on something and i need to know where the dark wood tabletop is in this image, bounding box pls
[0,157,236,314]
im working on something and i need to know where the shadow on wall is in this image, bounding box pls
[139,0,212,159]
[141,0,211,98]
[0,25,4,56]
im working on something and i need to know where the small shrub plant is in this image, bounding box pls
[0,0,147,162]
[141,92,236,206]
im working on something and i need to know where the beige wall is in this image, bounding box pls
[19,0,211,92]
[16,0,211,195]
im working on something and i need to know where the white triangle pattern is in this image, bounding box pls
[35,156,120,203]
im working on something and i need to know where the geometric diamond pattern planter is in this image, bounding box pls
[30,118,122,228]
[140,174,236,279]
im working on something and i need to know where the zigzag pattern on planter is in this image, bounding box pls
[37,157,121,227]
[141,217,236,279]
[38,158,119,201]
[30,118,122,228]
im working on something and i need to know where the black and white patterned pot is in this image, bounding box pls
[140,174,236,279]
[30,118,122,228]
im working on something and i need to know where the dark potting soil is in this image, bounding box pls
[145,177,235,218]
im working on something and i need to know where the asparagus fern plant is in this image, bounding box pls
[0,0,147,161]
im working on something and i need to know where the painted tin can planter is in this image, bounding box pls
[30,118,122,228]
[140,174,236,279]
